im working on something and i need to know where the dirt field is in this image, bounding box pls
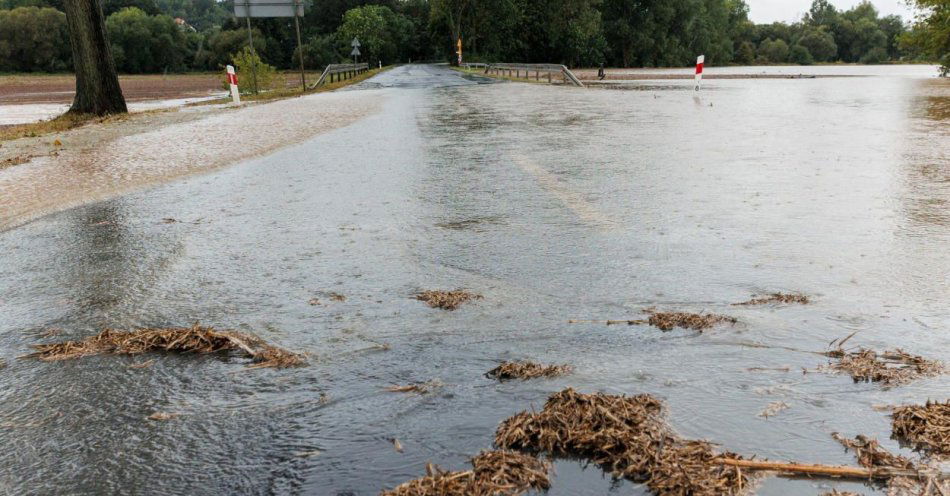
[0,72,325,105]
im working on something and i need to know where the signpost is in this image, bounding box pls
[350,37,361,65]
[235,0,308,91]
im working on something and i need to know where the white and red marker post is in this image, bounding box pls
[226,64,241,104]
[694,55,705,91]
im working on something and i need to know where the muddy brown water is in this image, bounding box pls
[0,64,948,495]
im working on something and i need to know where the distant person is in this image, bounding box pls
[598,63,606,80]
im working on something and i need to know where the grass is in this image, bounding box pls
[190,65,394,106]
[0,112,131,143]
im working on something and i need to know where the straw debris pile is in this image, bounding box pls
[380,450,551,496]
[832,433,915,470]
[734,293,809,305]
[486,361,572,381]
[824,348,943,386]
[892,401,950,457]
[645,310,737,332]
[495,388,751,495]
[415,290,482,310]
[27,324,304,369]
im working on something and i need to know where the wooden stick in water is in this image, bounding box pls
[715,458,943,480]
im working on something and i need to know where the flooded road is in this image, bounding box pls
[1,64,948,495]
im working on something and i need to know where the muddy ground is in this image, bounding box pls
[0,72,325,105]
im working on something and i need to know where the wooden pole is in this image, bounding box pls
[293,0,305,91]
[715,458,940,480]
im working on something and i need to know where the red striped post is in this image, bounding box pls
[694,55,705,91]
[227,64,241,104]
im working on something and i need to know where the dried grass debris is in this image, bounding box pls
[821,490,860,496]
[892,401,950,457]
[380,450,551,496]
[734,293,809,306]
[147,412,178,421]
[414,290,482,310]
[645,310,737,332]
[385,380,443,394]
[824,348,943,387]
[495,388,751,495]
[832,433,915,470]
[486,361,572,381]
[27,323,304,369]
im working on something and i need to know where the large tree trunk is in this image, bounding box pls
[63,0,127,115]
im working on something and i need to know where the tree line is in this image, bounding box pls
[0,0,945,74]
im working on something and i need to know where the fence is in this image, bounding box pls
[484,63,584,87]
[310,63,370,88]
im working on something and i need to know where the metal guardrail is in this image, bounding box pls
[310,63,370,88]
[485,63,584,87]
[460,62,489,70]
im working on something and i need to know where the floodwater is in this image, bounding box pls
[0,64,948,495]
[0,95,227,126]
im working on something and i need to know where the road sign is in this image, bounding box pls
[351,46,361,58]
[351,37,361,48]
[234,0,303,18]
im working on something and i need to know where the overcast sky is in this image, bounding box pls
[747,0,916,23]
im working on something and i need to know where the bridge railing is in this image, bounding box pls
[484,63,584,87]
[310,63,370,88]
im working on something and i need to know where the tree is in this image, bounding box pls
[62,0,127,114]
[429,0,469,63]
[337,5,412,65]
[0,6,71,71]
[735,40,755,64]
[106,7,188,73]
[798,27,837,61]
[789,44,813,64]
[757,38,789,63]
[804,0,838,27]
[902,0,949,75]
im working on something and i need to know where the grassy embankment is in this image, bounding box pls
[0,66,391,143]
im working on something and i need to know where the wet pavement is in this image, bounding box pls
[0,64,948,495]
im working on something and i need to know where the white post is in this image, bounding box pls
[694,55,705,91]
[227,65,241,104]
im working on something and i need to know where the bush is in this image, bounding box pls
[735,41,756,65]
[231,46,276,94]
[757,38,789,63]
[859,46,888,64]
[299,33,341,69]
[106,7,188,73]
[0,6,70,71]
[790,44,814,64]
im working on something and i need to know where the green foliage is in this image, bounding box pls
[0,6,69,71]
[797,27,837,61]
[735,40,756,64]
[103,0,159,16]
[0,0,938,74]
[300,34,342,68]
[336,5,414,65]
[757,38,789,63]
[232,46,277,94]
[106,7,188,73]
[789,44,814,64]
[902,0,950,75]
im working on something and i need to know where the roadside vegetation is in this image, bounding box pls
[0,0,946,79]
